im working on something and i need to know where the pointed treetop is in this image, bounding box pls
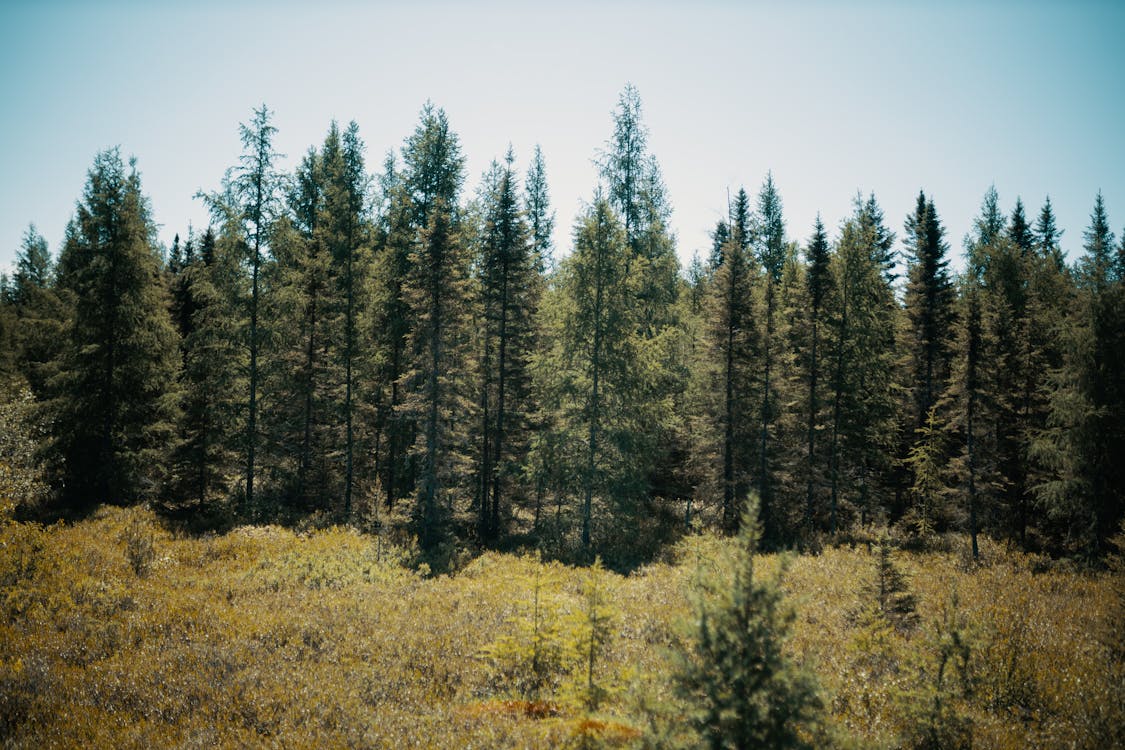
[756,172,786,282]
[972,185,1006,247]
[1008,197,1034,256]
[1080,191,1116,286]
[15,224,52,296]
[1034,196,1065,271]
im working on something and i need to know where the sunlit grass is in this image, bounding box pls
[1,506,1119,748]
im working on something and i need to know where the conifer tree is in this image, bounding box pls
[168,226,245,513]
[475,150,540,541]
[802,216,831,531]
[397,103,471,552]
[675,496,823,748]
[902,191,955,431]
[367,153,415,513]
[826,197,899,531]
[1034,195,1125,556]
[51,149,181,508]
[538,197,650,555]
[755,172,786,544]
[10,225,69,398]
[1034,197,1066,273]
[265,145,334,511]
[204,105,282,517]
[525,144,555,273]
[324,121,370,519]
[701,197,760,531]
[941,191,1012,557]
[597,84,684,526]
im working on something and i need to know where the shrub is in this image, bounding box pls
[674,496,824,749]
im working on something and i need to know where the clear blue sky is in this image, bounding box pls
[2,1,1123,278]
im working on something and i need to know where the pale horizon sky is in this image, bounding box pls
[2,1,1123,280]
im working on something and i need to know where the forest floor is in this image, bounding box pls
[1,505,1120,749]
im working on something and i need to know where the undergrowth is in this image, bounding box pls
[0,506,1119,748]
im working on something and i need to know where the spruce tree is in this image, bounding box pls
[701,198,760,531]
[675,495,823,748]
[168,226,245,514]
[367,157,415,513]
[266,145,334,511]
[51,149,181,508]
[323,121,370,519]
[397,103,471,553]
[10,225,69,398]
[1034,195,1125,556]
[204,105,282,517]
[826,197,899,531]
[537,197,651,556]
[755,173,786,544]
[802,216,831,532]
[525,144,555,274]
[902,191,955,431]
[475,150,540,541]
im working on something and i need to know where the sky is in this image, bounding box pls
[1,1,1124,279]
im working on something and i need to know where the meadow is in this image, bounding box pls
[1,505,1121,749]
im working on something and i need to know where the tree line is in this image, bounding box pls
[2,86,1122,564]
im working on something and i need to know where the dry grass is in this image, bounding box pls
[1,507,1119,748]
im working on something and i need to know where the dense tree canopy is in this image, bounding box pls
[2,88,1120,564]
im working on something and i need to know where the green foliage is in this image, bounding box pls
[50,149,181,508]
[674,496,823,749]
[0,386,48,519]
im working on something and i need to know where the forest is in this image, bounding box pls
[1,86,1123,747]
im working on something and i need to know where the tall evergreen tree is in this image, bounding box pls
[168,226,245,513]
[266,144,334,512]
[525,144,555,274]
[902,191,955,430]
[10,225,69,398]
[549,198,641,554]
[826,197,899,532]
[474,150,540,541]
[323,121,370,519]
[755,172,786,544]
[368,156,415,513]
[701,199,760,531]
[1034,196,1066,272]
[802,216,831,531]
[397,104,471,552]
[1034,195,1125,556]
[204,105,282,517]
[51,149,180,508]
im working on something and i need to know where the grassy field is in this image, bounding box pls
[1,506,1120,748]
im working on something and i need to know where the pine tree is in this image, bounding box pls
[596,84,684,533]
[51,149,181,508]
[675,495,823,748]
[537,197,651,556]
[525,144,555,274]
[265,144,335,512]
[366,152,414,514]
[701,198,760,531]
[942,191,1012,558]
[396,103,471,553]
[802,216,831,532]
[755,173,787,545]
[10,225,69,398]
[323,121,370,519]
[474,150,540,541]
[902,191,955,430]
[168,226,244,514]
[1034,197,1066,273]
[203,105,282,517]
[1034,195,1125,556]
[826,197,899,531]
